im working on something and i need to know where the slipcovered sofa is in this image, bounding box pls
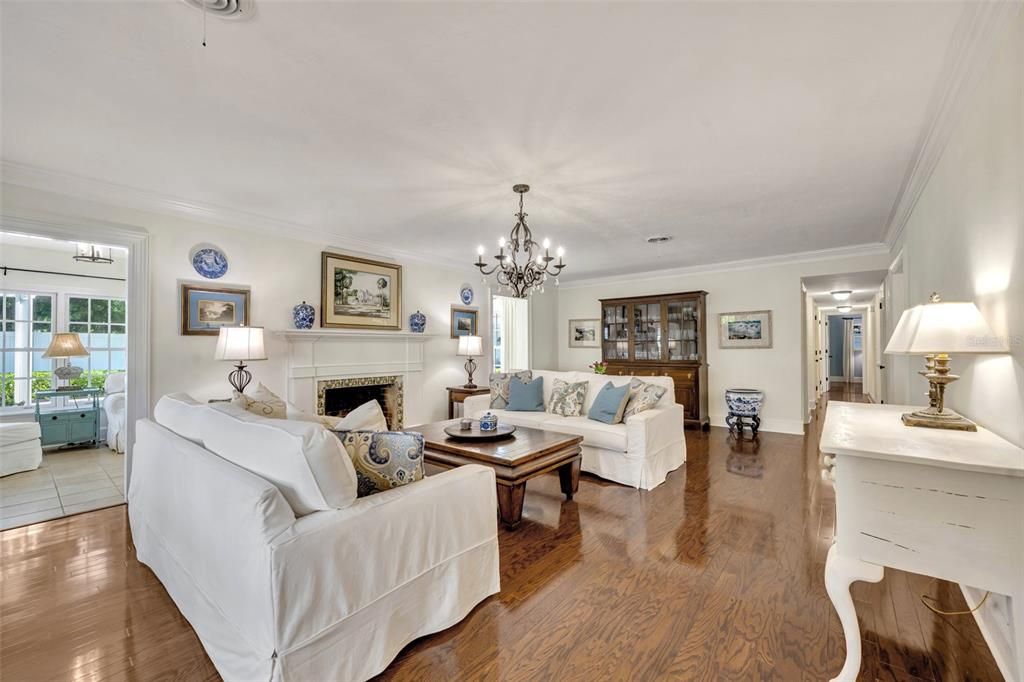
[464,370,686,490]
[102,372,126,453]
[130,393,500,681]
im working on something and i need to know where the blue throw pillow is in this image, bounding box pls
[507,376,545,411]
[587,381,631,424]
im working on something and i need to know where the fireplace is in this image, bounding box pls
[317,375,403,429]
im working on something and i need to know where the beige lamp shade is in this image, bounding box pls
[41,332,89,359]
[214,326,267,361]
[457,335,483,357]
[884,299,1007,355]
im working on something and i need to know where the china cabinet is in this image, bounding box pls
[599,291,709,429]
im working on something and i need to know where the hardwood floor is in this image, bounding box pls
[0,391,1003,681]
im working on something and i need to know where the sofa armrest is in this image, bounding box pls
[269,464,499,650]
[625,404,685,457]
[463,393,492,417]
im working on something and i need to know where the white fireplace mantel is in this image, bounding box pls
[274,329,438,342]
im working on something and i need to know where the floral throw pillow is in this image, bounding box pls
[334,431,424,497]
[622,378,668,419]
[548,378,588,417]
[489,370,533,409]
[231,382,287,420]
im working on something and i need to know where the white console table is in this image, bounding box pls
[820,401,1024,682]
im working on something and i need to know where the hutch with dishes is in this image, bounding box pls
[600,291,709,429]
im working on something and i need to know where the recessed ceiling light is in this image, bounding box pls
[831,290,852,301]
[646,235,673,244]
[837,305,853,313]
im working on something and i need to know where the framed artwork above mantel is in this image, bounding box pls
[321,252,402,330]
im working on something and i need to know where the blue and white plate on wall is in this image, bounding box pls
[459,284,474,305]
[190,245,229,279]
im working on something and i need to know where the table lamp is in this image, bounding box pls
[457,335,483,388]
[884,293,1007,431]
[42,332,90,390]
[214,326,267,394]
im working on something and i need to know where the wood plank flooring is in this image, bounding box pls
[0,386,1004,681]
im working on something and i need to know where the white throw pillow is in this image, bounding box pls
[231,382,288,420]
[201,403,359,515]
[153,393,207,443]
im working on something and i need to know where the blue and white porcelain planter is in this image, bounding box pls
[409,310,426,333]
[479,412,498,432]
[725,388,764,437]
[292,301,316,329]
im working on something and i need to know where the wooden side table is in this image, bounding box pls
[446,385,490,419]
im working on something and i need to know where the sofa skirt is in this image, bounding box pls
[581,438,686,490]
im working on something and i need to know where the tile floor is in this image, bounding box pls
[0,447,124,530]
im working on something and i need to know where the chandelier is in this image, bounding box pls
[474,184,566,298]
[73,244,114,265]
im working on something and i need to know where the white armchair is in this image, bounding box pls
[102,372,126,453]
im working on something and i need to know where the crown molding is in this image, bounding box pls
[0,160,473,273]
[882,1,1022,249]
[558,242,891,290]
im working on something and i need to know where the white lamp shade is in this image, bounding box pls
[457,335,483,357]
[41,332,89,359]
[884,301,1007,355]
[214,326,267,361]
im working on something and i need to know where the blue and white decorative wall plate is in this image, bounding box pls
[459,284,474,305]
[190,245,228,279]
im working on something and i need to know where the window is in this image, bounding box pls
[492,295,530,373]
[68,296,127,388]
[0,291,55,407]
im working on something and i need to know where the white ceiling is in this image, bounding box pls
[1,1,966,279]
[803,269,888,307]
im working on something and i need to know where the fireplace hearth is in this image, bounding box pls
[317,376,403,429]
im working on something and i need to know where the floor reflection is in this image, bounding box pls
[726,435,763,478]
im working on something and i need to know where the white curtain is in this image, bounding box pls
[495,295,530,372]
[842,318,855,382]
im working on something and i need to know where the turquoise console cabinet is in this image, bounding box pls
[34,388,102,448]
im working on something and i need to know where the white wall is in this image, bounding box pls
[1,184,488,425]
[890,13,1023,448]
[556,252,890,434]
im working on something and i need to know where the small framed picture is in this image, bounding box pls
[719,310,773,349]
[450,306,478,338]
[181,284,250,336]
[568,319,600,348]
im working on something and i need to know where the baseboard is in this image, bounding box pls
[709,414,806,436]
[961,586,1017,682]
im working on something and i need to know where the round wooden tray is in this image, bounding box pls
[443,423,517,441]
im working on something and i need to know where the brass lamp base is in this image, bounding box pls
[901,408,977,432]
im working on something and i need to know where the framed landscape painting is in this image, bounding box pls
[718,310,773,349]
[321,252,402,329]
[180,284,250,336]
[568,319,600,348]
[450,306,478,338]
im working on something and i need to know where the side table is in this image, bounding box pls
[446,385,489,419]
[34,388,102,449]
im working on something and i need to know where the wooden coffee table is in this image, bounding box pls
[409,420,583,529]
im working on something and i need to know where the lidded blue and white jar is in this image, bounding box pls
[409,310,426,333]
[292,301,316,329]
[479,412,499,431]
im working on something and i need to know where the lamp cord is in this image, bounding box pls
[920,584,990,616]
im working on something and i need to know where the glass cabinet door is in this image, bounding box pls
[667,298,700,361]
[632,302,662,360]
[602,304,628,360]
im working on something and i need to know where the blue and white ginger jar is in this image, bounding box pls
[409,310,426,333]
[292,301,316,329]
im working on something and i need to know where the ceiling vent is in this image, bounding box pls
[646,235,673,244]
[182,0,248,18]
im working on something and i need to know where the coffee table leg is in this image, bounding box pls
[558,457,581,500]
[496,483,526,529]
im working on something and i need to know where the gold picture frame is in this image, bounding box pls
[450,306,478,338]
[321,252,402,329]
[718,310,773,349]
[180,283,250,336]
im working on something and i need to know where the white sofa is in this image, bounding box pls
[103,372,126,453]
[464,370,686,490]
[130,394,500,682]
